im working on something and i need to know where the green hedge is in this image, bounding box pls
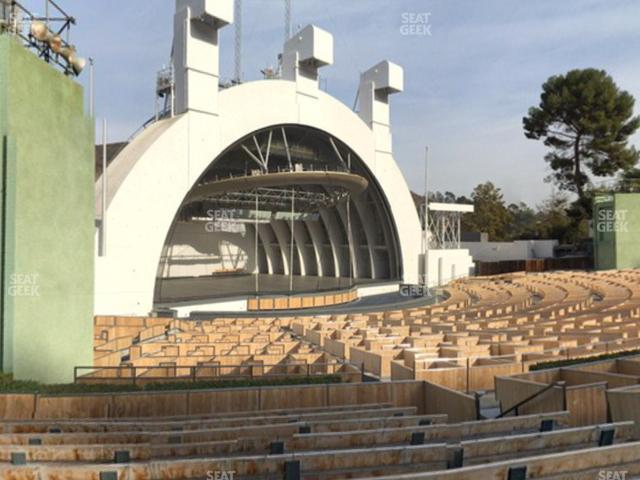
[530,349,640,371]
[0,374,343,394]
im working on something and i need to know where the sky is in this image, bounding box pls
[24,0,640,205]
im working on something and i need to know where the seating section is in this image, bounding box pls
[296,270,640,388]
[91,317,361,383]
[2,403,637,479]
[6,269,640,478]
[91,270,640,388]
[360,442,640,479]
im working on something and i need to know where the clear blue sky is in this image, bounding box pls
[26,0,640,205]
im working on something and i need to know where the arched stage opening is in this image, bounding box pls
[153,124,403,306]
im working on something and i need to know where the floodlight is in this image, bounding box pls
[30,20,86,75]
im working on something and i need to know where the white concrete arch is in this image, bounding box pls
[318,207,346,278]
[303,219,326,277]
[293,221,317,277]
[256,224,277,275]
[269,220,293,276]
[95,80,421,315]
[335,202,364,279]
[353,194,383,279]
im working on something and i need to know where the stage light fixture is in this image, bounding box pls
[30,20,86,75]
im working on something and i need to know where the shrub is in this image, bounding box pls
[0,374,343,394]
[530,349,640,371]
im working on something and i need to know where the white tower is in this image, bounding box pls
[172,0,234,115]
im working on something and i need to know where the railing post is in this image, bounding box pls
[560,381,567,411]
[191,366,196,383]
[466,357,470,394]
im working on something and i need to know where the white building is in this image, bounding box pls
[462,238,558,263]
[94,0,473,315]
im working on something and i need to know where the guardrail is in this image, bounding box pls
[74,361,365,385]
[407,335,640,393]
[496,381,566,418]
[475,256,593,276]
[247,287,358,311]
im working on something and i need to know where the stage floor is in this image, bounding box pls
[154,274,383,303]
[187,290,441,318]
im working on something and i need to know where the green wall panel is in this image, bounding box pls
[594,193,640,271]
[593,195,616,270]
[0,36,94,383]
[614,194,640,269]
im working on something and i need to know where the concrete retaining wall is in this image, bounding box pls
[423,381,477,423]
[0,380,477,420]
[608,384,640,437]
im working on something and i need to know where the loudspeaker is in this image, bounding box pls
[508,466,527,480]
[599,428,615,447]
[270,441,284,455]
[284,460,301,480]
[410,432,425,445]
[539,419,554,432]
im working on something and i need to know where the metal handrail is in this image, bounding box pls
[496,381,565,418]
[74,361,366,384]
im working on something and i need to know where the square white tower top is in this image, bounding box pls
[361,60,404,94]
[284,25,334,67]
[176,0,234,27]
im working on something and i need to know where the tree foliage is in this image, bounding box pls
[523,69,639,203]
[461,182,513,241]
[508,202,537,240]
[419,184,582,243]
[617,167,640,192]
[534,192,574,243]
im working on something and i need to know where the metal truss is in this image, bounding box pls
[420,209,462,249]
[203,187,349,213]
[182,126,361,221]
[238,126,349,175]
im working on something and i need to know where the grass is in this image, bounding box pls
[0,373,343,394]
[529,348,640,371]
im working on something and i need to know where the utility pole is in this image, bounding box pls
[423,146,429,288]
[255,191,259,294]
[347,153,353,288]
[234,0,242,83]
[289,188,295,291]
[100,119,108,257]
[284,0,291,41]
[88,58,95,117]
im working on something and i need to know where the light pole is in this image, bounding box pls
[422,146,429,288]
